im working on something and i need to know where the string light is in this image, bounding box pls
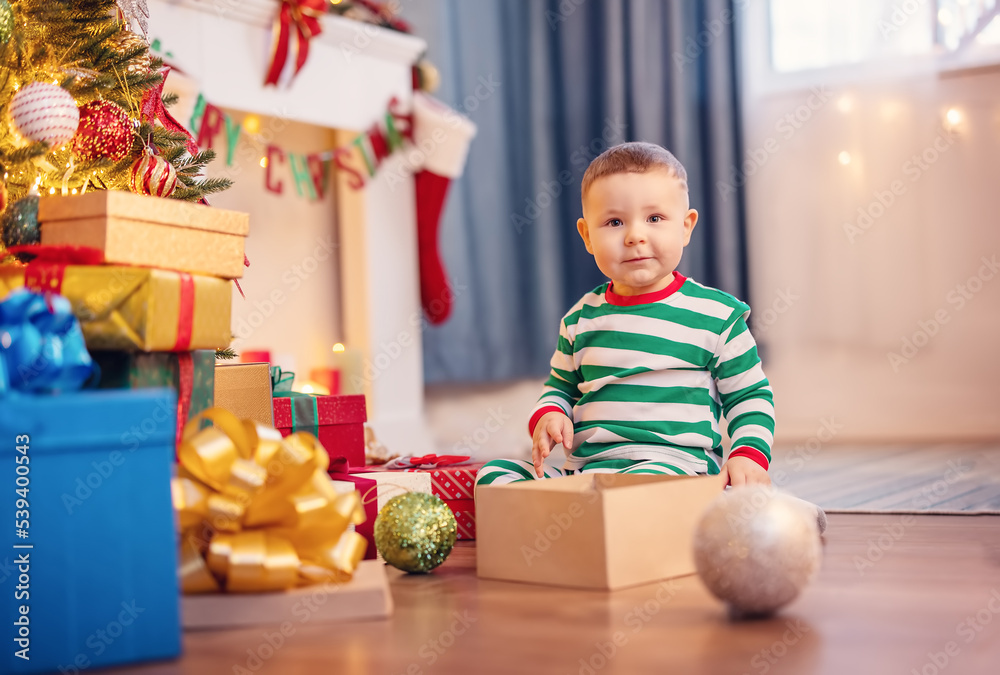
[838,151,852,166]
[243,115,261,135]
[259,157,268,168]
[333,343,346,353]
[946,108,962,126]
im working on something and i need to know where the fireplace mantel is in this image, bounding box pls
[149,0,437,455]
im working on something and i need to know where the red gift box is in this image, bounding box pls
[406,464,482,540]
[327,462,378,560]
[448,498,476,540]
[273,394,367,468]
[406,464,479,500]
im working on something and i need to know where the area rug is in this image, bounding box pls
[770,443,1000,514]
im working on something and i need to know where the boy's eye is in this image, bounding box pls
[649,215,661,223]
[608,219,623,227]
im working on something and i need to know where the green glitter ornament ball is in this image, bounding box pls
[374,492,457,573]
[1,195,40,248]
[0,0,13,45]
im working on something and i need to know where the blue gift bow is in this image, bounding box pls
[0,288,95,394]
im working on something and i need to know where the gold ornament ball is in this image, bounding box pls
[693,486,821,617]
[374,492,457,573]
[109,30,151,75]
[415,60,440,93]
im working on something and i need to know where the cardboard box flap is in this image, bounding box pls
[38,191,249,236]
[476,473,725,591]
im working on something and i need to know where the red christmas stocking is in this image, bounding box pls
[412,93,477,325]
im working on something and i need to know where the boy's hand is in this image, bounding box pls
[532,411,573,478]
[720,455,771,487]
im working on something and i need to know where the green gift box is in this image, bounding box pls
[91,350,216,447]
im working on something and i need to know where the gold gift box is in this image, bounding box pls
[0,264,232,351]
[38,191,250,279]
[213,362,274,427]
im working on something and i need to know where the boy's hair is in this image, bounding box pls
[581,142,688,200]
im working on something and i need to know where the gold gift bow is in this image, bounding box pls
[172,407,367,593]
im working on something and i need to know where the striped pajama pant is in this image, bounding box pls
[475,457,698,489]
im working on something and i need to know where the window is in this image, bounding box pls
[769,0,934,72]
[936,0,1000,51]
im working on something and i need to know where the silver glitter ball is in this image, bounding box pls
[694,486,822,616]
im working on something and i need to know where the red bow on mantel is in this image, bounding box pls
[265,0,326,87]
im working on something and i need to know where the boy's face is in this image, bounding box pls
[577,169,698,296]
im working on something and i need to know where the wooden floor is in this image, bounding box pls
[115,514,1000,675]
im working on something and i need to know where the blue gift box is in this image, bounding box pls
[0,388,181,674]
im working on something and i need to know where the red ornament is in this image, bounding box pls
[73,100,132,161]
[129,153,177,197]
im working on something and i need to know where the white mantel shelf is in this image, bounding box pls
[150,0,425,130]
[149,0,437,455]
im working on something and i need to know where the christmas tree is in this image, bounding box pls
[0,0,231,255]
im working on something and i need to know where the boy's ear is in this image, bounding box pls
[682,209,698,246]
[577,218,593,253]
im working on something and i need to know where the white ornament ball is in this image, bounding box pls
[694,486,822,617]
[8,82,80,146]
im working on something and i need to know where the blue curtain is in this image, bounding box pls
[403,0,747,383]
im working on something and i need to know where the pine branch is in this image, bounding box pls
[216,347,238,360]
[3,144,50,165]
[195,177,234,194]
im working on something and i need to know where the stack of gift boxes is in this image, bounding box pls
[211,362,483,560]
[0,191,246,446]
[0,189,483,671]
[0,190,247,673]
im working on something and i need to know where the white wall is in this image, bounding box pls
[205,110,342,378]
[740,9,1000,443]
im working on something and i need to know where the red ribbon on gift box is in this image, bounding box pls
[10,245,197,353]
[264,0,326,87]
[329,456,378,560]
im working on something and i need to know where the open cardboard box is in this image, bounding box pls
[476,472,725,590]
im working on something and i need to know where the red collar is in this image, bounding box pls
[605,273,687,306]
